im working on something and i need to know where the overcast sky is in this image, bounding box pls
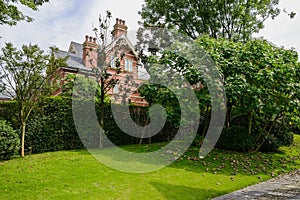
[1,0,300,56]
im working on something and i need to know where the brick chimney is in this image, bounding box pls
[112,18,128,40]
[82,35,98,68]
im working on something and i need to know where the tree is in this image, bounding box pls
[0,0,49,26]
[138,35,299,152]
[139,0,295,42]
[196,36,299,151]
[92,11,122,148]
[0,43,66,157]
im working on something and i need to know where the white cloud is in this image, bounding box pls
[0,0,299,58]
[256,0,300,53]
[0,0,143,51]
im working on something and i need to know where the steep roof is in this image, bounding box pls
[68,41,83,58]
[57,36,149,80]
[105,34,139,58]
[55,44,92,73]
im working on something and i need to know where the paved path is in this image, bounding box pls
[213,170,300,200]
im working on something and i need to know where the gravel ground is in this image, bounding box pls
[213,170,300,200]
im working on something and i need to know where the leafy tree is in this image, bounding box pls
[197,36,299,151]
[0,43,66,157]
[0,0,49,26]
[139,0,295,41]
[139,35,299,152]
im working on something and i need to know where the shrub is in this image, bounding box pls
[26,97,84,153]
[260,126,294,152]
[216,126,257,152]
[0,120,20,160]
[0,97,178,154]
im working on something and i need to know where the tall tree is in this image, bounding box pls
[0,0,49,26]
[0,43,66,157]
[92,11,122,148]
[139,0,295,41]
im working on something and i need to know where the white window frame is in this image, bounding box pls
[113,84,119,94]
[125,59,133,71]
[110,55,116,68]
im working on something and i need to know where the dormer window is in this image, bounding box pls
[69,46,77,54]
[124,59,133,71]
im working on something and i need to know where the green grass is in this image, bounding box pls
[1,135,300,200]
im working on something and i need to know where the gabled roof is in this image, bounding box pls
[57,35,139,71]
[68,41,83,58]
[55,47,92,72]
[56,35,149,80]
[105,34,139,59]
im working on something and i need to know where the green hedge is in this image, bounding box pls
[0,120,20,160]
[1,96,293,155]
[0,97,178,154]
[0,97,84,154]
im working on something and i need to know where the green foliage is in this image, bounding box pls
[0,97,83,154]
[0,101,19,129]
[0,43,67,157]
[26,97,84,153]
[196,36,299,152]
[216,126,257,152]
[139,84,181,128]
[139,0,294,41]
[0,0,49,26]
[260,127,294,152]
[0,97,178,154]
[139,36,299,152]
[0,120,19,160]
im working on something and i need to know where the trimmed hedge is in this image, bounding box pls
[0,97,84,154]
[0,96,294,155]
[0,97,178,154]
[26,97,84,153]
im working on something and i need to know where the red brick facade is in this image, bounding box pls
[56,18,148,106]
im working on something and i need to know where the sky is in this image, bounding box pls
[1,0,300,56]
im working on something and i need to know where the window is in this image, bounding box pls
[124,59,133,71]
[113,84,119,94]
[110,56,116,68]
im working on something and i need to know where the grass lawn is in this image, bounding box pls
[1,135,300,200]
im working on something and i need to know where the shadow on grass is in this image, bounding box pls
[150,182,224,200]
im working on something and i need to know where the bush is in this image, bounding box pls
[216,126,257,152]
[26,97,84,153]
[0,97,178,154]
[0,120,20,160]
[260,126,294,152]
[0,101,19,130]
[216,123,294,153]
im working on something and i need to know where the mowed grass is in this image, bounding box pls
[1,135,300,200]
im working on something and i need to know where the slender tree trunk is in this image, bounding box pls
[248,111,253,135]
[202,105,211,138]
[99,107,104,149]
[139,112,150,145]
[99,78,105,149]
[226,102,232,128]
[139,131,145,145]
[21,121,26,158]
